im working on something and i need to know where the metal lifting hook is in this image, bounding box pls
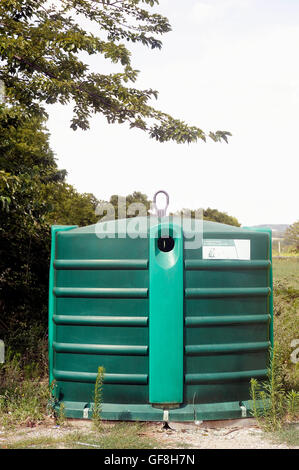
[152,190,169,217]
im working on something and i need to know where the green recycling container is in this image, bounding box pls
[48,216,273,421]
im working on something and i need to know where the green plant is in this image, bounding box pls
[55,402,66,427]
[286,390,299,418]
[250,346,299,432]
[92,366,105,431]
[0,349,49,429]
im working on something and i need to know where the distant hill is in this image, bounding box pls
[247,224,289,237]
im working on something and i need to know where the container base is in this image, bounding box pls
[54,400,263,422]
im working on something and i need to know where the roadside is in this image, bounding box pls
[0,418,298,449]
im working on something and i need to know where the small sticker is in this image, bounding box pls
[203,239,250,260]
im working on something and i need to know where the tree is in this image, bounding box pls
[100,192,241,226]
[203,207,240,227]
[284,221,299,251]
[0,0,231,144]
[174,207,240,227]
[0,103,99,351]
[108,191,151,219]
[44,183,99,226]
[0,103,65,182]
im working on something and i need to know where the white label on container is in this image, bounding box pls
[203,239,251,260]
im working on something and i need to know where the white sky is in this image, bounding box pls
[47,0,299,226]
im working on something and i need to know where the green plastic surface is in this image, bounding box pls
[149,222,183,405]
[48,218,273,421]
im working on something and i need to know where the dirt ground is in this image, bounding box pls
[148,419,296,449]
[0,418,298,449]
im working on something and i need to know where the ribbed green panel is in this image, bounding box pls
[184,227,272,407]
[53,315,148,326]
[185,315,270,326]
[52,230,149,407]
[48,225,77,385]
[53,342,148,355]
[185,369,268,384]
[149,223,183,405]
[185,260,271,270]
[185,287,271,298]
[185,341,270,355]
[53,369,148,384]
[54,287,148,298]
[54,259,148,270]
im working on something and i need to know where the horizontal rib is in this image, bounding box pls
[185,369,268,384]
[53,315,148,327]
[185,314,270,326]
[53,342,148,356]
[185,260,270,270]
[53,369,148,384]
[185,287,271,298]
[185,341,270,355]
[54,259,148,270]
[53,287,148,298]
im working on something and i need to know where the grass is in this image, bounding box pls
[249,258,299,443]
[2,422,166,449]
[268,423,299,447]
[272,258,299,391]
[273,257,299,289]
[0,350,50,429]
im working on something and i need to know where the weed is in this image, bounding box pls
[250,347,299,432]
[55,402,66,426]
[0,350,49,429]
[92,366,105,431]
[268,423,299,447]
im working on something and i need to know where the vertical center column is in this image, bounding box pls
[149,222,183,406]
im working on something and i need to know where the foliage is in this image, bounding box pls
[0,170,19,212]
[250,348,299,432]
[249,259,299,432]
[272,259,299,391]
[104,191,151,219]
[203,207,240,227]
[0,104,64,181]
[174,206,241,226]
[92,366,105,430]
[0,0,231,144]
[284,221,299,251]
[44,182,99,226]
[98,193,241,226]
[0,349,49,428]
[0,103,98,354]
[268,423,299,447]
[55,402,66,427]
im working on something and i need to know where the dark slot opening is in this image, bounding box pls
[157,236,175,252]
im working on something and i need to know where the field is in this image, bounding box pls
[273,257,299,289]
[272,258,299,391]
[0,258,298,449]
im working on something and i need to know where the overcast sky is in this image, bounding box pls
[47,0,299,226]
